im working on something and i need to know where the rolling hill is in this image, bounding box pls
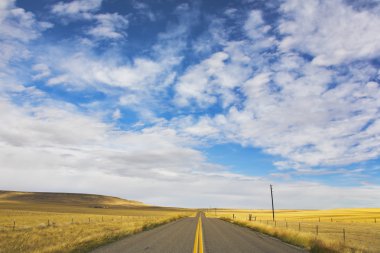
[0,190,147,211]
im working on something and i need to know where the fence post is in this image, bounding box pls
[316,225,318,236]
[343,228,346,243]
[375,218,377,223]
[13,220,15,230]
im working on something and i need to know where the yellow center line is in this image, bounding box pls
[193,214,204,253]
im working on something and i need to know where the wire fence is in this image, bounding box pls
[226,214,380,251]
[0,215,173,232]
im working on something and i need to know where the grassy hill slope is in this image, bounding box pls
[0,190,145,208]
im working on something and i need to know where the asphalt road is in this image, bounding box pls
[91,217,197,253]
[91,213,307,253]
[202,216,306,253]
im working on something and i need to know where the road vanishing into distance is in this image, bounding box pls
[91,213,307,253]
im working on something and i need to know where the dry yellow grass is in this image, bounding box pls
[206,208,380,253]
[0,191,194,253]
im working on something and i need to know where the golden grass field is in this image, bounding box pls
[206,208,380,253]
[2,190,379,253]
[0,191,194,253]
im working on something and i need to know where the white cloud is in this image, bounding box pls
[175,52,228,107]
[0,95,209,177]
[172,7,380,170]
[112,108,121,120]
[167,116,220,139]
[183,117,220,137]
[175,42,252,108]
[244,10,275,50]
[51,0,128,40]
[1,153,379,208]
[32,63,51,80]
[0,93,378,208]
[87,13,128,40]
[51,0,102,17]
[200,58,380,168]
[279,0,380,66]
[175,10,278,109]
[0,98,106,147]
[132,1,156,21]
[0,0,52,68]
[1,1,41,42]
[192,17,229,54]
[47,53,164,90]
[47,74,69,86]
[39,5,192,120]
[43,1,193,89]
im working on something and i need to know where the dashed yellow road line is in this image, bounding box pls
[193,215,204,253]
[199,216,203,253]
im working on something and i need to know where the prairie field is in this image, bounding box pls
[0,191,194,253]
[206,208,380,253]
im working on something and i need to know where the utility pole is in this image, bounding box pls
[270,184,275,221]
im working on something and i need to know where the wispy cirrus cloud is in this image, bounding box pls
[87,13,129,39]
[36,3,197,121]
[51,0,128,40]
[32,63,51,80]
[51,0,102,18]
[131,1,156,22]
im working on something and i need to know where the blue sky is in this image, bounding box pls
[0,0,379,208]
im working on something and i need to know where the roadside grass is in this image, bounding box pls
[207,209,380,253]
[0,211,185,253]
[0,191,194,253]
[0,210,191,253]
[222,217,352,253]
